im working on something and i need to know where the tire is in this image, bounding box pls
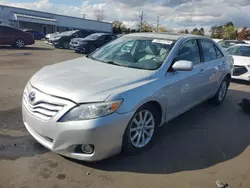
[122,104,160,155]
[209,77,230,105]
[89,45,96,53]
[63,42,69,49]
[14,39,25,48]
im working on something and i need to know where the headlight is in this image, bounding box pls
[59,100,123,122]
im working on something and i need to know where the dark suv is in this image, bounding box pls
[22,29,45,40]
[70,33,117,54]
[49,30,94,49]
[0,25,35,48]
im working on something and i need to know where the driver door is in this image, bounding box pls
[165,39,204,120]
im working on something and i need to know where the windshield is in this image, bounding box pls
[89,36,176,70]
[218,40,246,49]
[58,30,78,36]
[85,33,102,40]
[226,46,250,57]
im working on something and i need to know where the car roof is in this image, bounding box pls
[124,32,209,40]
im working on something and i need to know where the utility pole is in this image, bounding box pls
[157,16,159,32]
[140,11,143,32]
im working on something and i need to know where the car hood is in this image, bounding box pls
[30,57,153,103]
[232,55,250,66]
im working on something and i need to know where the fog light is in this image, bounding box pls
[81,144,94,154]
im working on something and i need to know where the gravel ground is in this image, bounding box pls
[0,41,250,188]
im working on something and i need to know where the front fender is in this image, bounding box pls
[106,77,166,122]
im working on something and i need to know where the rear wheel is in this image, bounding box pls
[209,78,229,105]
[63,42,69,49]
[14,39,25,48]
[122,104,160,155]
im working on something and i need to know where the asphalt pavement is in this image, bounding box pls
[0,41,250,188]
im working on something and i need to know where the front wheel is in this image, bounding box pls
[14,39,25,48]
[209,78,229,105]
[122,104,160,155]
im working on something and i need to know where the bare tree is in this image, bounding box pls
[93,8,105,21]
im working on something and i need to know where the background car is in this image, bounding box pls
[0,25,35,48]
[226,44,250,81]
[22,29,45,40]
[49,30,94,49]
[70,33,117,53]
[218,40,247,50]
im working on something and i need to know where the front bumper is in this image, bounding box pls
[22,86,134,161]
[232,65,250,81]
[74,45,87,52]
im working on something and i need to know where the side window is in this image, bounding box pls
[175,39,201,64]
[200,40,217,61]
[105,35,113,40]
[1,26,12,33]
[99,35,106,40]
[214,45,224,58]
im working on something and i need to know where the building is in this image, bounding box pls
[0,5,112,34]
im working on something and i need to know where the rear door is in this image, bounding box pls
[95,35,107,47]
[198,39,225,97]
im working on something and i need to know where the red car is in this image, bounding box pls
[0,25,35,48]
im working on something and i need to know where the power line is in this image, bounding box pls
[157,16,159,32]
[139,11,143,32]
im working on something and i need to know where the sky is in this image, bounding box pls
[0,0,250,31]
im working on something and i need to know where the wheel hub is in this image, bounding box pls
[129,110,155,148]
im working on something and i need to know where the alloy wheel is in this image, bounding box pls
[63,42,69,49]
[129,110,155,148]
[16,39,25,48]
[218,81,227,101]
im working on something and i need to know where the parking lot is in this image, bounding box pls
[0,41,250,188]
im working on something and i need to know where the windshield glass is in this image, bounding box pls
[218,40,246,49]
[226,46,250,57]
[85,33,102,40]
[58,30,78,36]
[89,36,176,70]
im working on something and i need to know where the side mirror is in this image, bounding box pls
[172,60,193,71]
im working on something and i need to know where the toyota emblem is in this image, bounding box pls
[28,92,36,103]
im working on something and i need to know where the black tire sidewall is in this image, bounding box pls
[122,104,160,155]
[212,78,229,105]
[89,45,96,53]
[63,42,69,49]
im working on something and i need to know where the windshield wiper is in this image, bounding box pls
[104,61,123,67]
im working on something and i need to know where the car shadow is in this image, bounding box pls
[231,79,250,85]
[70,88,250,174]
[0,107,49,160]
[0,46,54,51]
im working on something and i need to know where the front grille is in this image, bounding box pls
[233,66,248,76]
[23,89,65,121]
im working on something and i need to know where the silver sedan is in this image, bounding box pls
[22,33,232,161]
